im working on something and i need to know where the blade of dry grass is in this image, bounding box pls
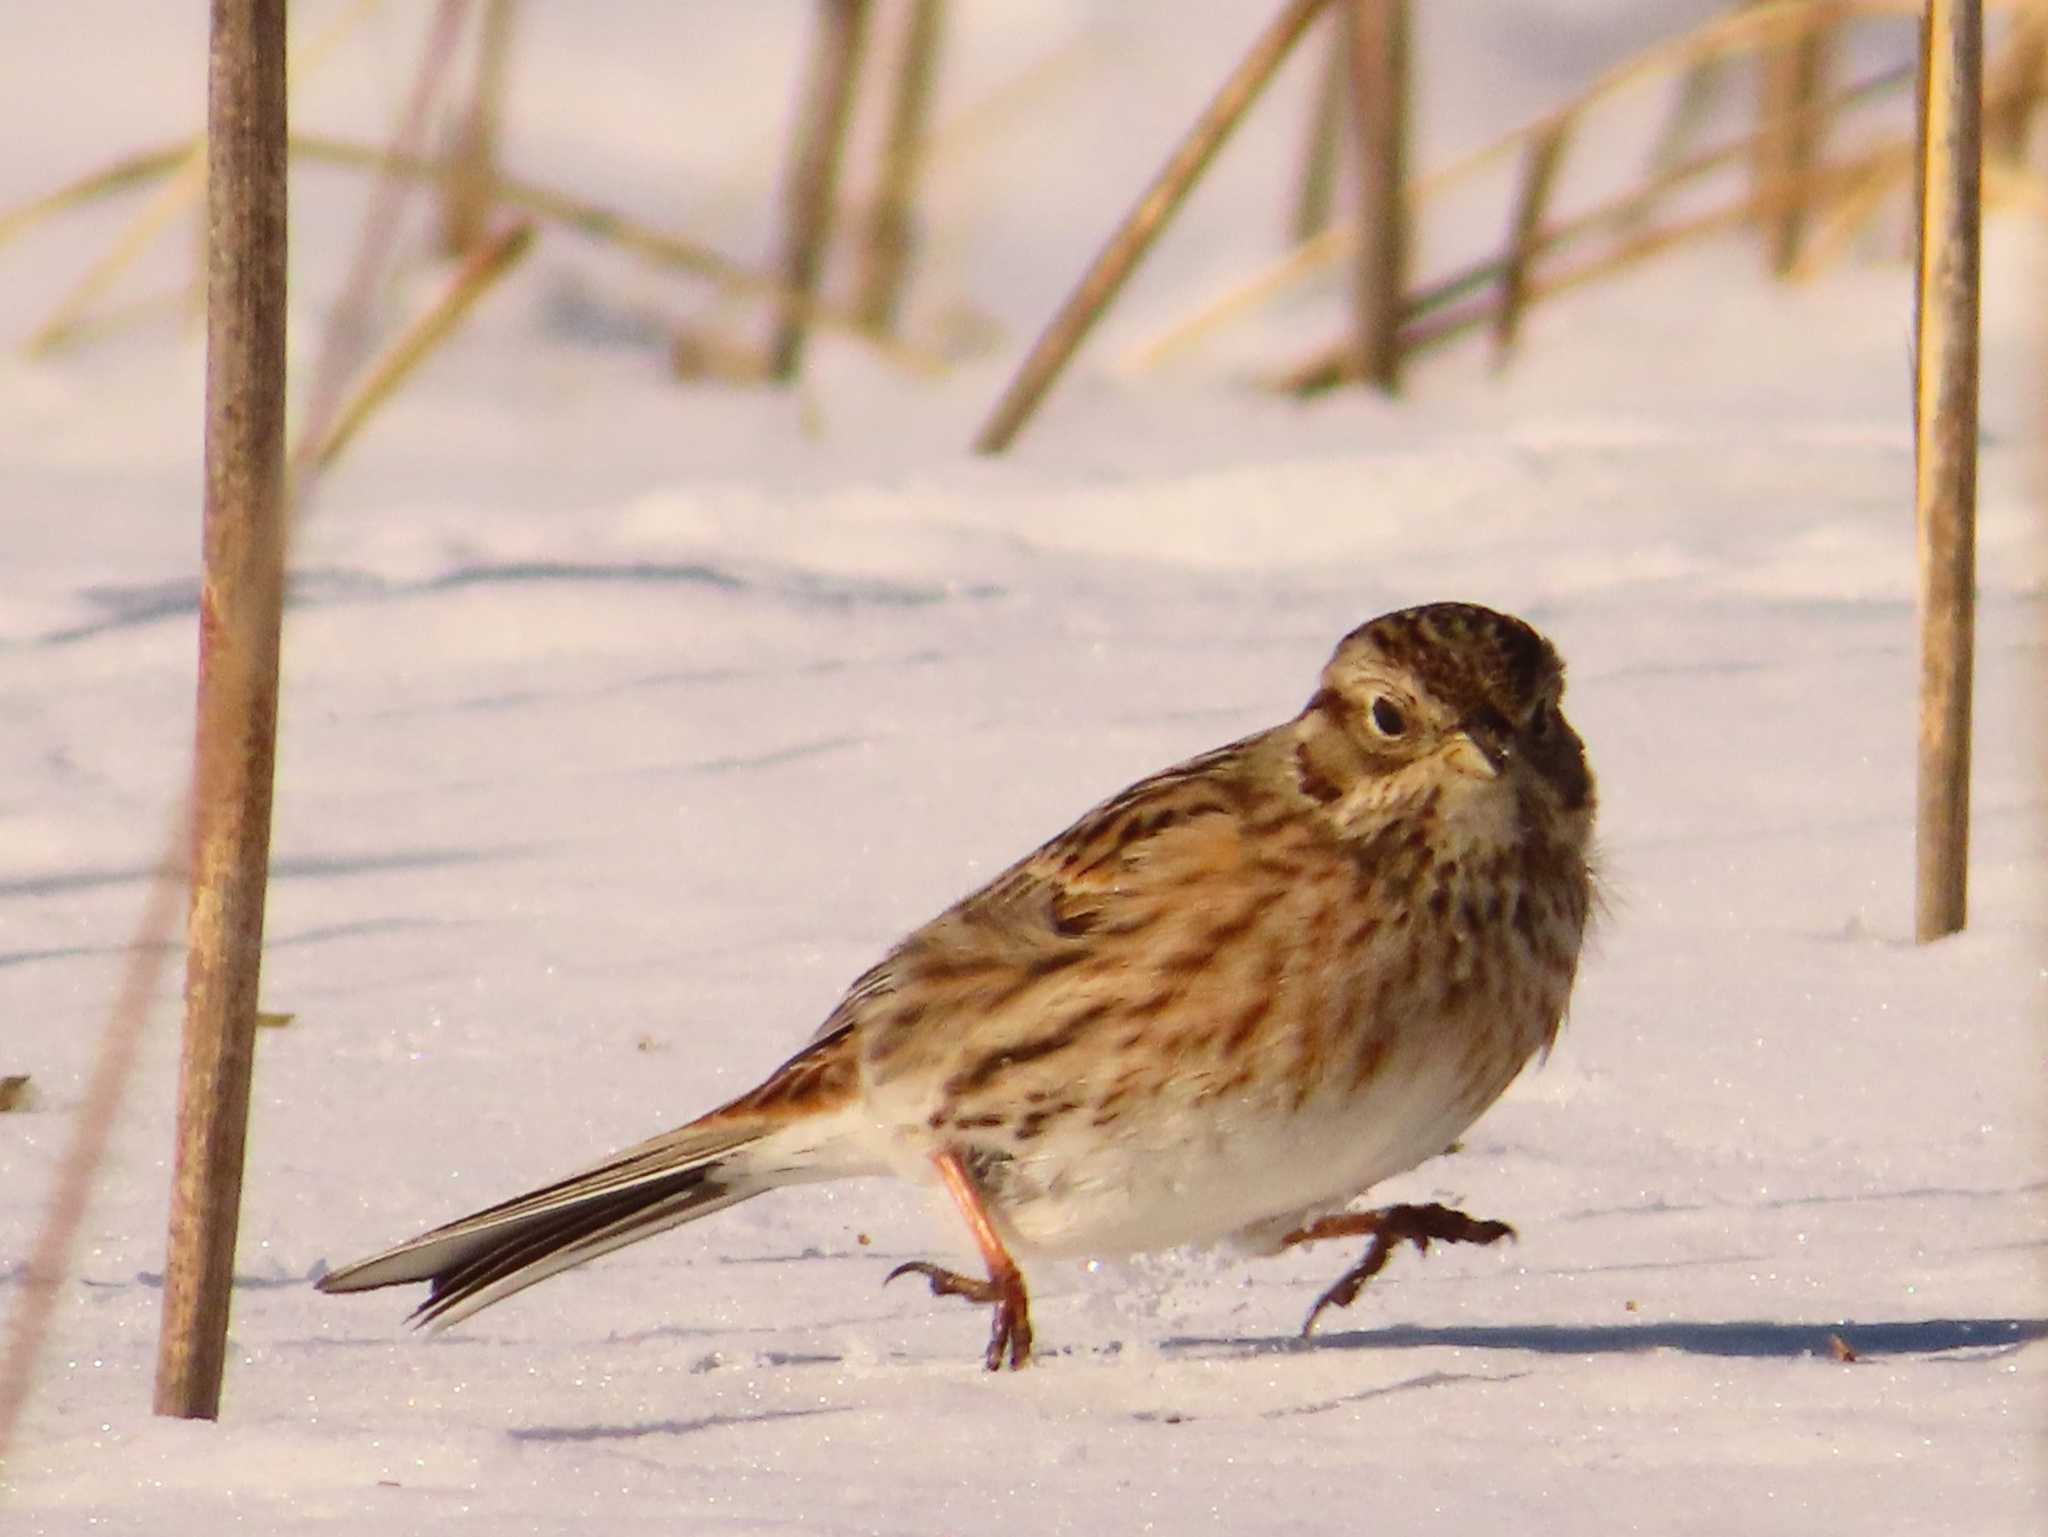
[302,221,535,474]
[0,146,196,253]
[1340,0,1410,390]
[920,31,1103,177]
[1791,15,2041,276]
[294,136,946,373]
[851,0,945,334]
[1787,139,1913,273]
[441,0,518,258]
[1492,118,1571,362]
[1988,15,2044,156]
[1272,137,1904,392]
[1131,0,1990,370]
[1986,4,2048,158]
[1644,50,1734,204]
[1291,16,1347,243]
[288,0,472,495]
[973,0,1334,453]
[1134,51,1912,373]
[14,0,384,358]
[23,155,206,356]
[769,0,874,381]
[1753,0,1841,274]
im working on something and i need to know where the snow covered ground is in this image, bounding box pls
[3,4,2043,1533]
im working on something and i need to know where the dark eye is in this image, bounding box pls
[1528,704,1551,739]
[1370,697,1408,737]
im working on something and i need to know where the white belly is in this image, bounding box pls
[987,1040,1517,1258]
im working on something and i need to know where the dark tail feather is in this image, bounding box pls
[319,1025,866,1328]
[415,1165,759,1327]
[316,1123,766,1328]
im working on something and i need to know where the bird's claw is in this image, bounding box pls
[884,1260,1034,1370]
[1293,1203,1517,1339]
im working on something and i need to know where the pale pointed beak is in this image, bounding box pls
[1443,731,1501,780]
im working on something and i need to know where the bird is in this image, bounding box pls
[317,601,1596,1370]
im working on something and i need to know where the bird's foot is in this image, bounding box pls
[886,1260,1034,1370]
[1282,1202,1516,1338]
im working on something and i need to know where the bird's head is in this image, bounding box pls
[1292,602,1595,846]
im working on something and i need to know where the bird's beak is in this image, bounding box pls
[1446,712,1514,779]
[1443,730,1502,780]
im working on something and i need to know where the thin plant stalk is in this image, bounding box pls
[303,221,535,473]
[24,153,204,357]
[1754,0,1838,274]
[441,0,518,257]
[0,145,194,252]
[1271,140,1900,391]
[1984,7,2046,159]
[12,0,382,356]
[1492,119,1570,362]
[769,0,874,381]
[973,0,1333,454]
[1291,19,1346,243]
[289,136,945,373]
[917,32,1102,177]
[1787,139,1910,275]
[154,0,291,1422]
[1912,0,1982,941]
[1340,0,1409,390]
[289,0,472,494]
[1146,0,1941,366]
[1130,54,1913,373]
[851,0,945,333]
[1642,50,1733,219]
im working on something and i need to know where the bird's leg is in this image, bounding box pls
[885,1148,1034,1370]
[1281,1201,1516,1338]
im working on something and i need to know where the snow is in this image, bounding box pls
[3,3,2043,1534]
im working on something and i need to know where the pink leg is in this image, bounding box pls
[886,1149,1035,1370]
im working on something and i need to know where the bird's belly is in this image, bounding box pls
[986,1041,1514,1259]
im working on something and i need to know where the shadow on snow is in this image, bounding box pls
[1174,1315,2048,1361]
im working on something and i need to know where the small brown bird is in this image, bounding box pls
[318,602,1596,1369]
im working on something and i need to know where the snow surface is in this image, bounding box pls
[3,3,2044,1534]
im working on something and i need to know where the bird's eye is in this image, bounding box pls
[1528,703,1551,739]
[1370,697,1408,737]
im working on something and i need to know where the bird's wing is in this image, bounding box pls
[802,733,1274,1047]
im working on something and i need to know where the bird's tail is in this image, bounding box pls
[316,1026,866,1329]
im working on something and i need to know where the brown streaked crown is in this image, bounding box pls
[1333,603,1562,721]
[1301,602,1592,818]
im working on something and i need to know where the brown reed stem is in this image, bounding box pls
[852,0,945,333]
[1291,17,1347,243]
[974,0,1333,453]
[1341,0,1409,390]
[1912,0,1981,941]
[1273,137,1903,392]
[770,0,874,381]
[1754,1,1838,274]
[1987,13,2044,159]
[305,222,535,473]
[289,0,471,498]
[441,0,518,257]
[274,135,943,372]
[153,0,291,1422]
[1492,119,1569,364]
